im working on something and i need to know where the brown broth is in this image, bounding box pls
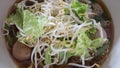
[5,0,114,68]
[93,0,114,65]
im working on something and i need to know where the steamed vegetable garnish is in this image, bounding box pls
[5,0,113,68]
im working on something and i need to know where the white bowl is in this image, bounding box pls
[0,0,120,68]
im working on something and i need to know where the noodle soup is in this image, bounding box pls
[4,0,114,68]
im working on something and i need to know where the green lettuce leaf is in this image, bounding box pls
[8,8,48,45]
[73,28,92,57]
[23,10,47,38]
[8,8,23,28]
[85,27,97,39]
[91,38,104,51]
[72,27,104,58]
[71,0,88,21]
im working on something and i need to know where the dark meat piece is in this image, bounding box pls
[35,0,44,3]
[79,0,92,4]
[92,3,103,15]
[88,13,97,19]
[12,41,32,61]
[5,25,18,48]
[52,65,71,68]
[25,0,35,6]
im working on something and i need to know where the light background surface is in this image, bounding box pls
[0,0,120,68]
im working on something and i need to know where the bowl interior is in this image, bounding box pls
[0,0,120,68]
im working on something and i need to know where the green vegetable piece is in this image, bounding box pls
[59,51,72,64]
[65,52,73,63]
[71,0,81,8]
[59,52,64,62]
[8,8,23,28]
[44,46,52,64]
[72,27,105,58]
[95,42,110,57]
[73,28,92,57]
[64,8,70,15]
[87,28,97,34]
[23,10,47,38]
[8,7,48,45]
[91,38,104,49]
[71,0,88,21]
[86,27,97,38]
